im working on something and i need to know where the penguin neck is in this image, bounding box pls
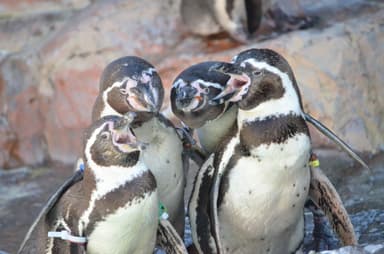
[237,97,303,127]
[197,105,238,153]
[86,158,148,198]
[238,59,304,124]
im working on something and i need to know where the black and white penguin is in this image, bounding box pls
[186,48,359,254]
[180,0,316,42]
[18,115,159,254]
[180,0,263,42]
[171,61,238,155]
[208,48,313,253]
[91,56,186,236]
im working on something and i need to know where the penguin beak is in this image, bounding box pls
[112,115,147,152]
[129,84,159,113]
[208,63,250,105]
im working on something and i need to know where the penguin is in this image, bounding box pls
[204,49,356,253]
[91,56,186,237]
[180,49,355,253]
[171,61,238,155]
[180,0,263,42]
[171,60,365,166]
[180,0,316,42]
[18,115,159,254]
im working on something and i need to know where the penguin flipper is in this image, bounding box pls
[304,113,370,170]
[309,166,357,246]
[17,168,84,253]
[156,219,188,254]
[188,154,218,254]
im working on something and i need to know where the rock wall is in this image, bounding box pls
[0,0,383,168]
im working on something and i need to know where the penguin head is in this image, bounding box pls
[84,114,145,168]
[210,48,304,113]
[171,61,234,128]
[99,56,164,114]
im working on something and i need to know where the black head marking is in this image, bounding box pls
[83,116,141,168]
[232,48,304,109]
[97,56,164,114]
[171,61,233,128]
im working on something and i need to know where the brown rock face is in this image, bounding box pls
[0,0,383,168]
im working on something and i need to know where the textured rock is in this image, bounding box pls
[162,4,384,153]
[313,244,384,254]
[0,0,89,15]
[0,0,383,167]
[0,0,184,167]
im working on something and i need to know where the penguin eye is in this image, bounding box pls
[252,70,263,76]
[203,87,210,94]
[100,131,110,140]
[120,88,129,95]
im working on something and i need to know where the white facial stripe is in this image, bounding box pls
[183,98,200,112]
[101,78,137,117]
[194,79,223,90]
[80,122,148,234]
[140,67,157,83]
[101,83,123,117]
[238,59,303,122]
[143,67,156,75]
[172,78,186,88]
[231,54,238,63]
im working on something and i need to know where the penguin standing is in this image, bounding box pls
[208,48,313,253]
[91,56,186,236]
[171,58,361,253]
[180,0,316,42]
[18,115,159,254]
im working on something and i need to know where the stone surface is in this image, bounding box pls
[0,0,90,16]
[0,0,383,168]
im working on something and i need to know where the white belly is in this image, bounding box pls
[87,192,158,254]
[218,134,311,254]
[134,118,185,222]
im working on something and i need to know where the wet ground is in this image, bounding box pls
[0,149,383,253]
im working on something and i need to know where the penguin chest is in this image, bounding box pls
[134,118,185,219]
[218,134,311,253]
[87,192,158,254]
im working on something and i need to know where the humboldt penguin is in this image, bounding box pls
[171,61,238,155]
[91,56,186,236]
[180,0,316,42]
[180,49,360,253]
[18,115,159,254]
[202,48,356,253]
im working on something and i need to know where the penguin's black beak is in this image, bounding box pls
[175,85,198,110]
[112,114,147,152]
[130,84,158,113]
[209,63,250,105]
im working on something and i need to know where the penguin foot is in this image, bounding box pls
[265,7,318,33]
[306,206,339,251]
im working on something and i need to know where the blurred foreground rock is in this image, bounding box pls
[0,0,383,168]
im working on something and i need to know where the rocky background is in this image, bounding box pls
[0,0,383,253]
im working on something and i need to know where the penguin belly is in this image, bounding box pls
[218,134,311,254]
[87,191,158,254]
[133,118,185,228]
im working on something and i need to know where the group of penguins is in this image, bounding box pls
[18,48,369,254]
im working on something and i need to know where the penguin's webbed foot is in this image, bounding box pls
[306,202,338,251]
